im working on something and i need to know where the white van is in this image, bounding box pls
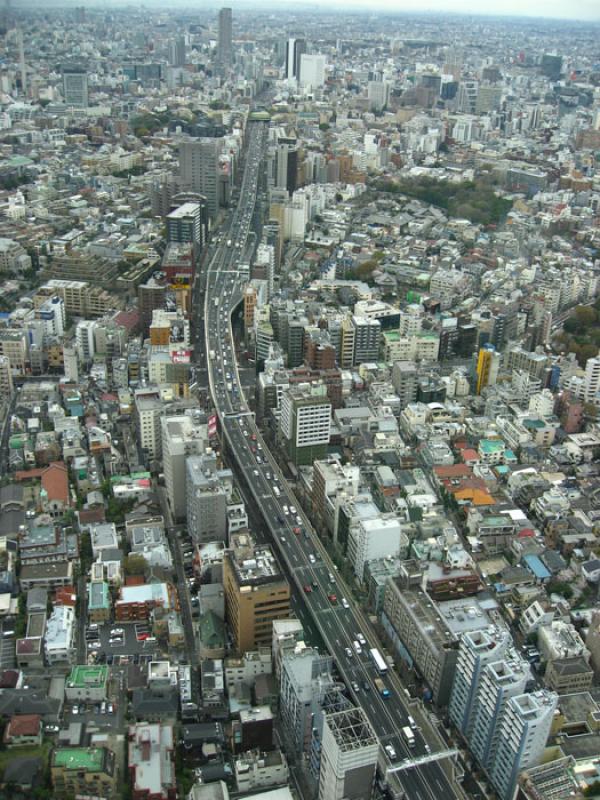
[353,640,362,655]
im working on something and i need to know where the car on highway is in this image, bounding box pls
[351,681,360,693]
[384,745,397,761]
[362,681,370,691]
[357,633,366,646]
[344,647,353,658]
[110,628,124,636]
[328,594,337,604]
[304,585,312,593]
[353,640,362,654]
[308,554,316,564]
[312,581,318,590]
[293,527,301,535]
[328,572,335,583]
[341,598,349,609]
[290,505,297,514]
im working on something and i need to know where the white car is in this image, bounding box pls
[357,634,366,646]
[110,628,124,636]
[345,647,353,658]
[309,554,316,564]
[341,598,349,609]
[385,744,397,761]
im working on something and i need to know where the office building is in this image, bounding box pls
[280,382,331,466]
[347,517,405,583]
[300,54,326,88]
[75,320,97,364]
[179,138,221,219]
[51,747,117,799]
[490,691,558,800]
[352,315,381,365]
[476,344,500,394]
[285,37,306,80]
[0,355,13,398]
[279,646,336,755]
[161,411,208,521]
[138,277,167,336]
[367,80,389,111]
[318,707,379,800]
[186,453,231,543]
[218,7,233,66]
[62,65,88,107]
[134,386,163,462]
[166,201,208,251]
[223,532,290,653]
[168,36,186,67]
[382,583,458,705]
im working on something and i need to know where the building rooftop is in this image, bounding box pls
[67,665,108,689]
[53,747,106,772]
[325,707,378,751]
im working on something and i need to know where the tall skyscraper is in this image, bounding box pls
[179,139,221,219]
[299,54,326,88]
[285,38,306,80]
[218,7,232,66]
[62,65,88,107]
[168,36,186,67]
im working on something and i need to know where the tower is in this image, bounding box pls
[218,7,232,66]
[285,38,306,80]
[318,707,379,800]
[178,139,221,219]
[62,64,88,107]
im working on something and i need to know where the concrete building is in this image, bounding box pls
[299,54,326,88]
[128,722,175,800]
[51,747,117,799]
[62,65,88,106]
[44,605,76,665]
[186,453,231,543]
[285,37,306,80]
[166,201,208,252]
[312,457,361,536]
[223,532,290,653]
[0,355,13,397]
[489,691,558,800]
[382,583,458,705]
[218,7,233,66]
[449,628,514,737]
[318,707,379,800]
[347,516,405,583]
[234,749,289,793]
[279,382,331,466]
[65,665,109,702]
[161,411,208,521]
[134,386,163,463]
[179,138,221,219]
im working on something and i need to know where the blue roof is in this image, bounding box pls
[523,554,551,581]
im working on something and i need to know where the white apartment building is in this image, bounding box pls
[75,319,97,364]
[490,691,558,800]
[347,517,405,582]
[299,54,326,88]
[44,605,76,664]
[161,411,208,521]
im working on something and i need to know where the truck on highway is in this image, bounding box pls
[209,350,215,360]
[226,382,233,392]
[374,678,390,698]
[402,726,415,747]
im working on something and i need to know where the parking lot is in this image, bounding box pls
[84,622,160,664]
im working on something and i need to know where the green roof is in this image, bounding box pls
[199,610,225,647]
[67,665,108,688]
[53,748,105,772]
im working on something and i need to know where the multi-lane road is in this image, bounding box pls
[198,115,462,800]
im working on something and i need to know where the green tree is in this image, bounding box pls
[546,580,574,599]
[124,553,147,576]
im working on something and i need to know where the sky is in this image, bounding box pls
[222,0,600,22]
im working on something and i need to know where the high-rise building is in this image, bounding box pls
[179,138,221,219]
[490,691,558,800]
[168,36,186,67]
[166,201,208,252]
[476,344,500,394]
[161,411,208,521]
[279,382,331,466]
[583,356,600,403]
[299,54,326,88]
[285,38,306,80]
[0,354,13,398]
[134,386,163,462]
[367,80,389,111]
[352,315,381,365]
[223,532,290,653]
[62,65,88,107]
[318,707,379,800]
[449,628,513,737]
[218,7,233,66]
[186,453,231,543]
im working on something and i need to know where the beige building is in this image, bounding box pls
[544,656,594,695]
[37,279,121,317]
[51,747,117,798]
[223,532,290,654]
[0,355,13,396]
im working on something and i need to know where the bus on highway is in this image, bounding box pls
[402,726,415,748]
[370,648,388,675]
